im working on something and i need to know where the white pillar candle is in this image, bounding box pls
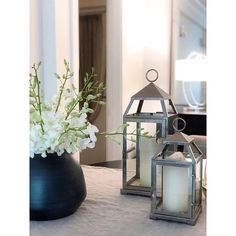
[163,152,189,213]
[140,137,163,187]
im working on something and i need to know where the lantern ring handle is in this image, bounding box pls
[172,117,186,132]
[146,69,159,82]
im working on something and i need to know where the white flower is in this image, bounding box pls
[84,124,99,142]
[29,61,105,158]
[78,124,98,151]
[79,138,91,150]
[70,113,87,128]
[30,108,99,157]
[87,142,95,148]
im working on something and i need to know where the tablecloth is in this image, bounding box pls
[30,165,206,236]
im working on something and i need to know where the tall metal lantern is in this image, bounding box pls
[150,118,203,225]
[120,69,178,197]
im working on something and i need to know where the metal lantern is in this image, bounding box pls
[120,69,178,197]
[150,118,203,225]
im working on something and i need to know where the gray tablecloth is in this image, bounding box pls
[30,165,206,236]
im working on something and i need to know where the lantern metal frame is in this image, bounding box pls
[120,69,178,197]
[150,120,203,225]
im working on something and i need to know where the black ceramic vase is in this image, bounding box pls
[30,152,86,221]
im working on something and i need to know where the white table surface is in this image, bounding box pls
[30,165,206,236]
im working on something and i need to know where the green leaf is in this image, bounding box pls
[97,101,106,105]
[65,100,74,111]
[83,102,89,108]
[87,94,96,101]
[55,73,61,79]
[72,84,77,90]
[137,128,145,132]
[32,77,37,89]
[106,135,121,145]
[98,82,104,89]
[87,108,94,113]
[30,100,35,105]
[64,59,67,66]
[87,82,93,89]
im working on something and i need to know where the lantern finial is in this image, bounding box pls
[172,117,186,132]
[146,69,159,83]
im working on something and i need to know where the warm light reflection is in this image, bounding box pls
[175,52,207,82]
[175,52,207,109]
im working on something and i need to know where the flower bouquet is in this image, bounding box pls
[30,60,105,158]
[29,60,105,220]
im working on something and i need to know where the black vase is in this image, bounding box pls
[30,152,86,221]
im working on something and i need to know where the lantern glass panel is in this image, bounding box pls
[139,100,165,113]
[126,158,137,185]
[124,122,163,188]
[126,100,140,115]
[165,144,202,210]
[123,121,139,187]
[140,122,163,187]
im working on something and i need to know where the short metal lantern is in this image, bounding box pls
[120,69,178,197]
[150,118,203,225]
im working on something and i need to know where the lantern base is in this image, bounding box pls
[120,188,151,197]
[149,206,202,225]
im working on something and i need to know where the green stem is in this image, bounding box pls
[30,103,38,111]
[32,64,44,133]
[58,125,88,141]
[33,66,42,115]
[65,71,97,120]
[81,71,94,92]
[55,68,69,113]
[65,97,82,120]
[30,89,39,106]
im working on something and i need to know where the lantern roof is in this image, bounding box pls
[131,82,170,100]
[161,118,203,162]
[123,69,178,122]
[163,118,194,145]
[163,131,194,145]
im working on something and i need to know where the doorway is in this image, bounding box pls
[79,1,106,165]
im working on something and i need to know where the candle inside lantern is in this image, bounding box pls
[163,152,189,213]
[140,137,163,187]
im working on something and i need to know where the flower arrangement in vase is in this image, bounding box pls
[29,60,105,221]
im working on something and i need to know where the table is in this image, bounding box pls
[91,160,122,169]
[30,165,206,236]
